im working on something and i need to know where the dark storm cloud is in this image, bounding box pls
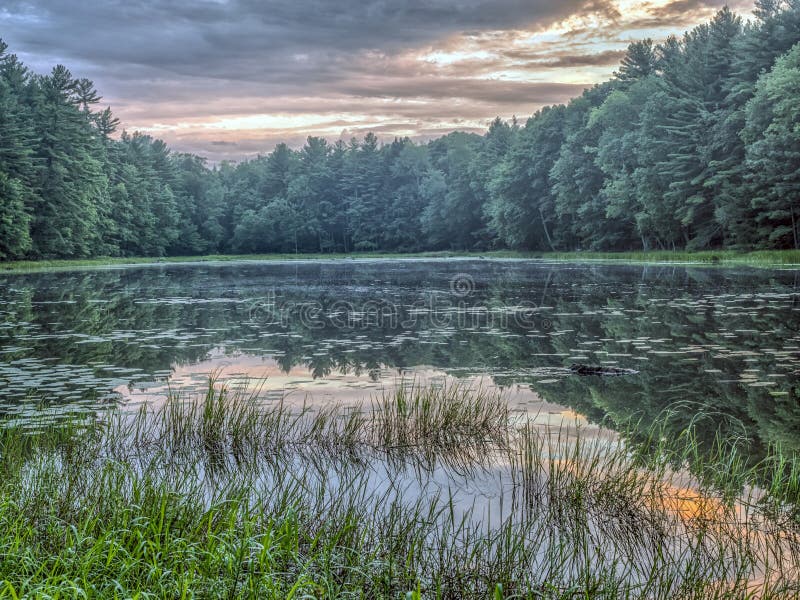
[1,0,597,80]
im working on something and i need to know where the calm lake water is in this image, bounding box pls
[1,259,798,462]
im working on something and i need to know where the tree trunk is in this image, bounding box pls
[538,207,555,251]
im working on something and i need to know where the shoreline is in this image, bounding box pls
[2,249,799,273]
[0,250,800,273]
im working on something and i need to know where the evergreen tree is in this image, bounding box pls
[551,83,623,249]
[0,170,30,259]
[1,4,799,262]
[615,39,658,83]
[0,39,34,259]
[742,42,800,248]
[345,133,384,251]
[30,66,108,257]
[421,132,484,250]
[487,106,568,250]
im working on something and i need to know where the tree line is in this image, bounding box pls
[1,1,799,260]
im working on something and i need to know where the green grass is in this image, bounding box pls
[1,249,799,273]
[0,251,485,273]
[0,381,799,598]
[526,249,800,266]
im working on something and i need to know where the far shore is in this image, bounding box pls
[2,248,799,273]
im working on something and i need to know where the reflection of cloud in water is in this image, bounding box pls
[117,350,591,432]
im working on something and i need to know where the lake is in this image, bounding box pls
[1,258,798,463]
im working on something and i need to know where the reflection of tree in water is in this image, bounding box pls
[1,261,798,465]
[508,275,800,465]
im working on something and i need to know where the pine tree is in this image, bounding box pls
[29,66,108,257]
[345,133,385,251]
[742,42,800,248]
[487,106,567,250]
[615,39,658,83]
[0,39,38,258]
[421,132,484,250]
[0,170,31,259]
[551,83,624,249]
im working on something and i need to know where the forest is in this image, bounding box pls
[0,1,799,260]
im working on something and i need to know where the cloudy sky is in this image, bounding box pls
[1,0,754,162]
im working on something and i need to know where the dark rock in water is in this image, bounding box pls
[569,363,638,376]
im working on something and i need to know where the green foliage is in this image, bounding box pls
[422,131,486,250]
[615,39,658,83]
[0,3,799,260]
[0,172,30,259]
[742,42,800,248]
[487,106,567,250]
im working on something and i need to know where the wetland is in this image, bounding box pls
[1,258,799,597]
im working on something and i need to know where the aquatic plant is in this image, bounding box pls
[0,382,798,598]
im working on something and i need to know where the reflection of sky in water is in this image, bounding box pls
[114,350,588,430]
[0,259,798,456]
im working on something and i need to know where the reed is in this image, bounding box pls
[0,381,798,598]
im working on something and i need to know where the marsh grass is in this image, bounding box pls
[1,248,799,273]
[1,381,799,598]
[529,249,800,266]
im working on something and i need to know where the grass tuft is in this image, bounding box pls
[0,381,798,598]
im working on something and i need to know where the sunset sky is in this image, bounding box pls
[1,0,755,162]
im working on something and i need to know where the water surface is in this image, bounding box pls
[1,259,798,460]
